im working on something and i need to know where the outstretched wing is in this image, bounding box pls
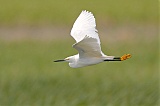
[70,10,100,44]
[73,36,103,58]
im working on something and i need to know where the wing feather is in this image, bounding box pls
[73,36,103,58]
[70,10,100,44]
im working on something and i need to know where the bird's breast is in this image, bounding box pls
[69,58,103,68]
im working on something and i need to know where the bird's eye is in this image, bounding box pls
[65,58,69,60]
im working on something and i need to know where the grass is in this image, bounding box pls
[0,0,158,105]
[0,35,158,105]
[0,0,158,25]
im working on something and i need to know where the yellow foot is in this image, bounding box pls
[121,54,131,61]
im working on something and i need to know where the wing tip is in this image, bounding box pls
[81,10,93,15]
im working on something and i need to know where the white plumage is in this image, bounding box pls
[54,10,131,68]
[71,10,100,44]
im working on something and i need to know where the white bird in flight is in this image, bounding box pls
[54,10,131,68]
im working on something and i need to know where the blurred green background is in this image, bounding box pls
[0,0,159,106]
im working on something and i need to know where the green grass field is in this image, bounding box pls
[0,0,159,105]
[0,35,158,105]
[0,0,158,25]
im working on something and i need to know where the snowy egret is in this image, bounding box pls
[54,10,131,68]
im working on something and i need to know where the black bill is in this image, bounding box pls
[53,59,65,62]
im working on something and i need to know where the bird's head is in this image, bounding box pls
[54,55,75,63]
